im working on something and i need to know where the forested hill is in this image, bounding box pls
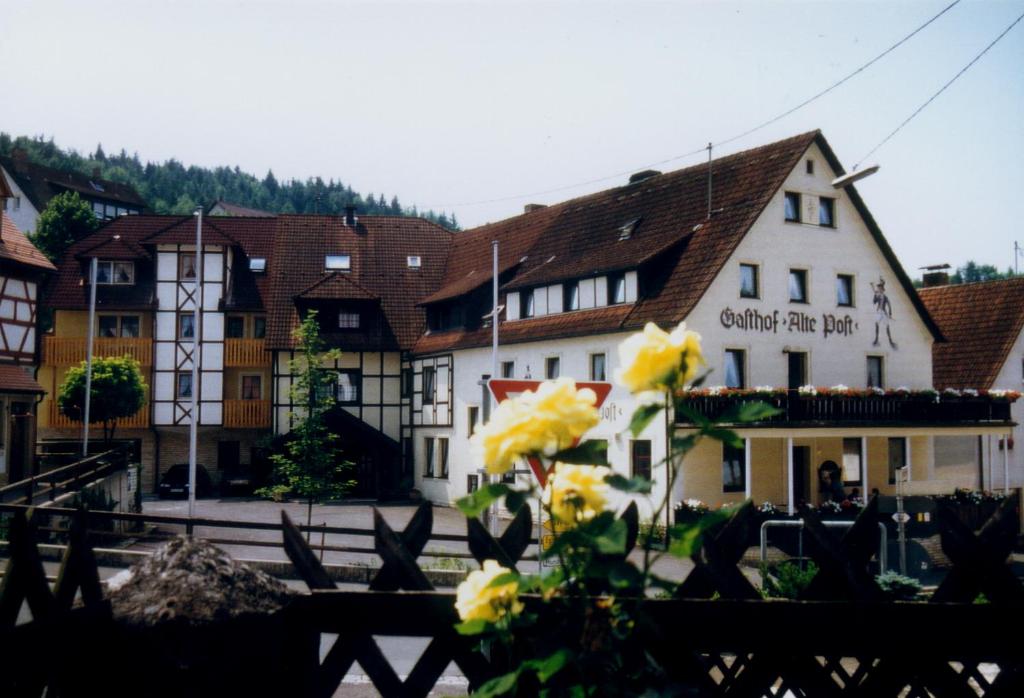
[0,133,459,230]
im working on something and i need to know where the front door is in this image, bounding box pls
[792,445,811,507]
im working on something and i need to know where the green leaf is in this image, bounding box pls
[473,670,521,698]
[703,426,744,448]
[454,619,489,636]
[627,402,663,437]
[607,560,644,589]
[551,440,608,465]
[606,474,653,494]
[673,402,710,427]
[505,488,527,514]
[456,483,512,518]
[670,434,698,453]
[485,571,521,589]
[667,509,730,558]
[525,649,573,683]
[593,518,628,554]
[722,400,781,423]
[540,567,565,592]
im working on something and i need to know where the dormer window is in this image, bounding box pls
[95,260,134,285]
[608,272,626,305]
[564,281,580,311]
[249,257,266,273]
[326,255,351,271]
[407,256,422,268]
[338,311,360,329]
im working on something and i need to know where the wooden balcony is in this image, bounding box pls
[224,399,271,428]
[47,401,149,429]
[224,339,269,367]
[44,337,153,366]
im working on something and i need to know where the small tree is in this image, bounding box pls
[58,355,147,443]
[31,191,98,262]
[257,310,356,533]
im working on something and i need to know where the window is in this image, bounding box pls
[722,442,745,493]
[325,255,351,270]
[784,192,801,222]
[842,438,862,485]
[545,356,560,380]
[740,263,759,299]
[806,159,814,175]
[401,368,412,398]
[178,314,196,341]
[253,317,266,339]
[867,356,884,388]
[179,253,197,281]
[407,256,421,268]
[338,311,360,329]
[888,437,907,485]
[176,372,193,399]
[438,438,450,479]
[725,349,746,389]
[522,290,535,318]
[467,474,479,493]
[241,375,262,400]
[422,367,436,405]
[226,316,245,338]
[836,274,854,307]
[789,269,808,303]
[608,272,626,305]
[631,440,652,480]
[564,281,580,311]
[468,406,480,437]
[98,315,139,338]
[424,437,435,478]
[819,197,835,227]
[501,361,515,378]
[787,351,807,390]
[335,370,360,404]
[249,258,266,272]
[590,353,607,381]
[95,261,134,285]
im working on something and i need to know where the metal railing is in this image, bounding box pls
[0,444,133,506]
[760,518,888,572]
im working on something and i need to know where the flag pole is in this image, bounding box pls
[188,208,203,521]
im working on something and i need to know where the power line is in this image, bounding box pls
[855,8,1024,168]
[425,0,963,209]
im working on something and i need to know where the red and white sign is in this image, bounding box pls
[487,378,613,486]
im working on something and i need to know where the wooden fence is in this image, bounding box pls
[1,495,1022,696]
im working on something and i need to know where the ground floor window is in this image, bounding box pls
[888,437,907,485]
[424,437,435,478]
[722,442,745,493]
[631,440,651,480]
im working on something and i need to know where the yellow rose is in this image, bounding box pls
[455,559,524,623]
[615,321,704,394]
[543,462,612,524]
[471,378,599,474]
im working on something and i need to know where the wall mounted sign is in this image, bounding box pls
[719,307,859,339]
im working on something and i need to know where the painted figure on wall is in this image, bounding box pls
[871,277,897,349]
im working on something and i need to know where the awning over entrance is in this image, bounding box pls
[0,364,44,394]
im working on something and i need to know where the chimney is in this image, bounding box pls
[628,169,661,184]
[922,271,950,288]
[524,203,546,214]
[344,205,357,227]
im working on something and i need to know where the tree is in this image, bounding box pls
[31,191,98,262]
[257,310,356,533]
[950,261,1013,284]
[57,355,147,443]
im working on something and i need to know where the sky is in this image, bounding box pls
[1,0,1022,275]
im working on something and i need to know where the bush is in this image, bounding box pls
[759,561,818,599]
[875,571,923,601]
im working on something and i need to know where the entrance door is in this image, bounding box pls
[788,352,808,390]
[791,445,811,507]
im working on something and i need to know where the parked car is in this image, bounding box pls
[158,463,213,499]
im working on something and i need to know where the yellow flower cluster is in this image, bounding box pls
[544,462,612,524]
[455,559,523,623]
[471,377,599,474]
[615,321,704,394]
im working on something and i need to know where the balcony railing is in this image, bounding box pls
[224,399,271,428]
[676,391,1015,427]
[224,339,269,367]
[47,402,149,429]
[44,337,153,366]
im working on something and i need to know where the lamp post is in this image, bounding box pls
[82,258,98,457]
[188,209,203,522]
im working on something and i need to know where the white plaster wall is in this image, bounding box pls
[683,142,935,390]
[985,330,1024,488]
[1,169,40,233]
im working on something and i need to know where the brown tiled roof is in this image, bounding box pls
[414,131,941,355]
[0,213,56,273]
[0,364,45,393]
[208,200,274,217]
[918,278,1024,390]
[266,216,452,350]
[0,156,147,212]
[76,235,149,261]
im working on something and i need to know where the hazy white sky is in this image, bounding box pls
[2,0,1022,273]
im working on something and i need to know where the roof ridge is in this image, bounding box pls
[295,270,379,299]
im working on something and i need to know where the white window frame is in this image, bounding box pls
[325,254,351,271]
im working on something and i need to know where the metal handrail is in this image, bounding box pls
[760,519,887,572]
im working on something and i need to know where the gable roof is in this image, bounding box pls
[0,155,147,213]
[208,200,274,217]
[918,278,1024,390]
[0,213,56,273]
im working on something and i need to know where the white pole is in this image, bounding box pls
[786,437,794,515]
[489,240,499,535]
[861,436,869,499]
[1004,433,1010,494]
[188,209,203,520]
[82,257,98,458]
[743,437,752,501]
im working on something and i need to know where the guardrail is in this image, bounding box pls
[223,399,271,428]
[760,518,888,572]
[224,338,268,366]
